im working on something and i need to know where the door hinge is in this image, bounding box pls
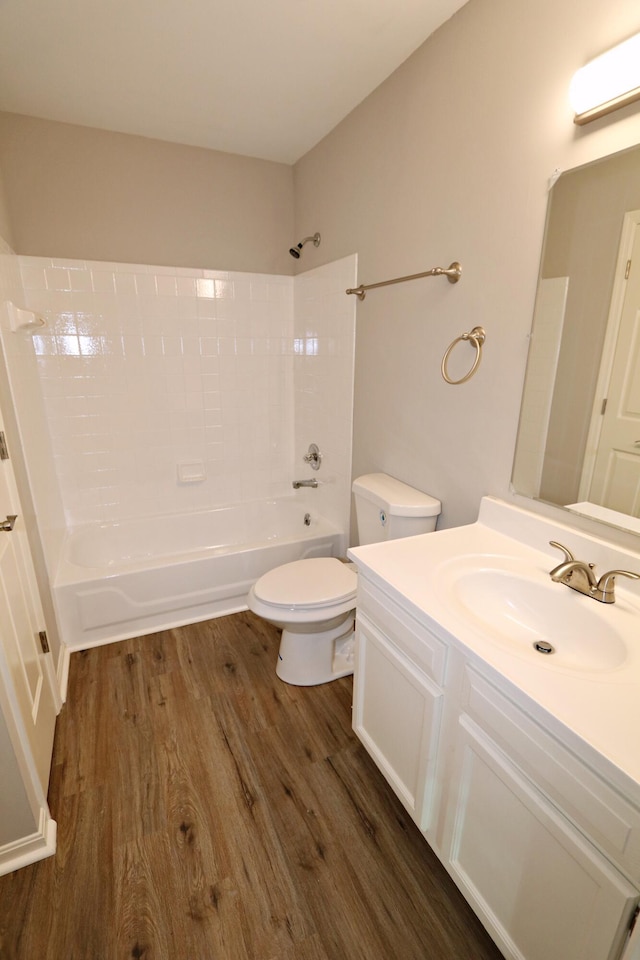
[629,904,640,937]
[625,259,632,279]
[0,432,8,460]
[38,631,50,654]
[601,398,608,415]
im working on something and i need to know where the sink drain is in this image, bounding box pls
[533,640,555,655]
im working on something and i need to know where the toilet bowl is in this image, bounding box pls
[248,557,357,686]
[247,473,441,686]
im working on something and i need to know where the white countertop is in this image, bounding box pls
[348,497,640,795]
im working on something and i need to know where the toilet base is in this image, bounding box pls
[276,617,355,686]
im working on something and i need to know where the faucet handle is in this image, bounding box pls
[595,569,640,603]
[549,540,576,563]
[302,443,322,471]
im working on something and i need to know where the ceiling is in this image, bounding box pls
[0,0,467,164]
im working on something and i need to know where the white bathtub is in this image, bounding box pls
[53,500,343,651]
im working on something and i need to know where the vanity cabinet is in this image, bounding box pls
[353,574,640,960]
[353,580,446,833]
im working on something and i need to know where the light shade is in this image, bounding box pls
[570,32,640,125]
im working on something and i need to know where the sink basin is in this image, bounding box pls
[448,566,629,673]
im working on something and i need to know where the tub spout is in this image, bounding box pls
[292,479,318,489]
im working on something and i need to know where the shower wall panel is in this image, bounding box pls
[293,255,357,539]
[10,255,356,532]
[17,258,295,524]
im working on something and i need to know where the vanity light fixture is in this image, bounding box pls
[570,31,640,125]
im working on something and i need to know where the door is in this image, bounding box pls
[443,718,638,960]
[587,214,640,514]
[0,409,57,795]
[353,614,443,833]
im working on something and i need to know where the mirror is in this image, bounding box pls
[512,143,640,535]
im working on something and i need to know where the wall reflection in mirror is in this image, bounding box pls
[512,143,640,535]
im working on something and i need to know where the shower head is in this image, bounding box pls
[289,232,321,258]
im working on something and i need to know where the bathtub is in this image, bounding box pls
[53,500,343,651]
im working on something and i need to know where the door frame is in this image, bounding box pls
[579,209,640,501]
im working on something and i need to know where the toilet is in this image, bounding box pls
[247,473,441,686]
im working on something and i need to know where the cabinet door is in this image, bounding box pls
[443,717,638,960]
[353,615,443,833]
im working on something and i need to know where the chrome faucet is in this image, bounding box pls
[549,541,640,603]
[292,479,318,489]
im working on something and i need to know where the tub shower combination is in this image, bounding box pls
[54,500,342,650]
[3,255,357,657]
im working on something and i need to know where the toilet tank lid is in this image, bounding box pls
[352,473,441,517]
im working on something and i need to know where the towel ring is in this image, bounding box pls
[441,326,486,385]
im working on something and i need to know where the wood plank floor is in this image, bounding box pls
[0,612,503,960]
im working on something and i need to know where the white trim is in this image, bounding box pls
[43,648,63,714]
[579,210,640,500]
[56,642,71,704]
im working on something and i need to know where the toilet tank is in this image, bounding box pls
[352,473,441,545]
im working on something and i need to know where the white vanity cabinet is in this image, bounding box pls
[353,579,446,833]
[353,572,640,960]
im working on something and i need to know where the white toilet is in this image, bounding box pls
[247,473,441,686]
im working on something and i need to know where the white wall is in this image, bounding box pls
[0,181,13,254]
[0,251,64,666]
[512,277,568,498]
[0,112,295,275]
[293,255,357,544]
[13,257,295,525]
[293,0,640,531]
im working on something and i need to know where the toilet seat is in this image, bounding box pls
[253,557,357,609]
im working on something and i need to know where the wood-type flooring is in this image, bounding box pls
[0,611,503,960]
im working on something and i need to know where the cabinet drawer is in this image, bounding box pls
[357,579,447,686]
[461,665,640,881]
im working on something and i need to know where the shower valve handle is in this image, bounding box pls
[303,443,322,470]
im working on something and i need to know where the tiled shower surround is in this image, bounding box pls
[3,254,356,532]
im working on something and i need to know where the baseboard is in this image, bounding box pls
[56,643,71,703]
